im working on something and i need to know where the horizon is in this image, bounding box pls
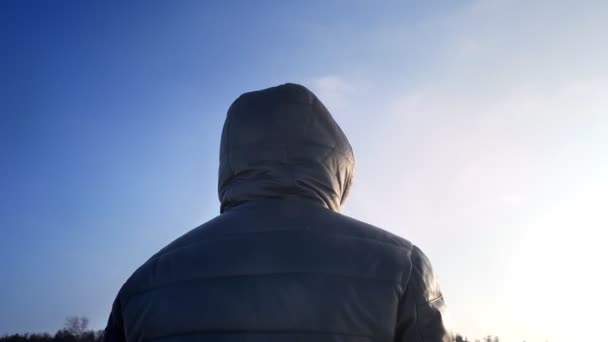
[2,1,608,341]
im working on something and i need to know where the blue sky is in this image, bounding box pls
[2,1,607,342]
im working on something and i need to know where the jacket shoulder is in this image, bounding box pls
[115,215,227,301]
[321,210,415,252]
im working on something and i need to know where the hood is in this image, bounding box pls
[218,83,355,213]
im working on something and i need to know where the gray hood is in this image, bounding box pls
[218,83,355,213]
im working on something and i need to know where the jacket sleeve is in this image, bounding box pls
[103,297,127,342]
[395,246,452,342]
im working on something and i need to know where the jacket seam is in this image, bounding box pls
[122,271,401,309]
[425,295,444,305]
[415,302,424,342]
[394,247,415,341]
[224,142,355,162]
[411,246,426,342]
[150,229,412,266]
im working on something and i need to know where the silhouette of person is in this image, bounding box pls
[104,83,451,342]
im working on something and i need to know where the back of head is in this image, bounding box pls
[218,83,355,213]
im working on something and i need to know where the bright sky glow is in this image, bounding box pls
[2,1,607,341]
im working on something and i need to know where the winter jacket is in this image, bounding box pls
[104,83,451,342]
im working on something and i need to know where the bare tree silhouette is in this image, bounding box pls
[64,316,89,337]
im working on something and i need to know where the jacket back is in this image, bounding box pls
[104,84,450,342]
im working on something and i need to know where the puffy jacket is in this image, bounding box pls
[104,83,451,342]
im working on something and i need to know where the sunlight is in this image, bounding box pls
[506,180,607,342]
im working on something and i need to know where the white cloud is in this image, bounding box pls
[309,75,355,111]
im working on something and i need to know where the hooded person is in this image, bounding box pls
[103,83,451,342]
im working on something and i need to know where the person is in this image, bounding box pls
[103,83,451,342]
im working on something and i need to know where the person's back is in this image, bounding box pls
[104,84,451,342]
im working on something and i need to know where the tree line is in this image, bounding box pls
[0,317,103,342]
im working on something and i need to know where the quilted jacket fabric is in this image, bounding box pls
[104,83,451,342]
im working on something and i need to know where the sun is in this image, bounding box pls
[505,181,607,342]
